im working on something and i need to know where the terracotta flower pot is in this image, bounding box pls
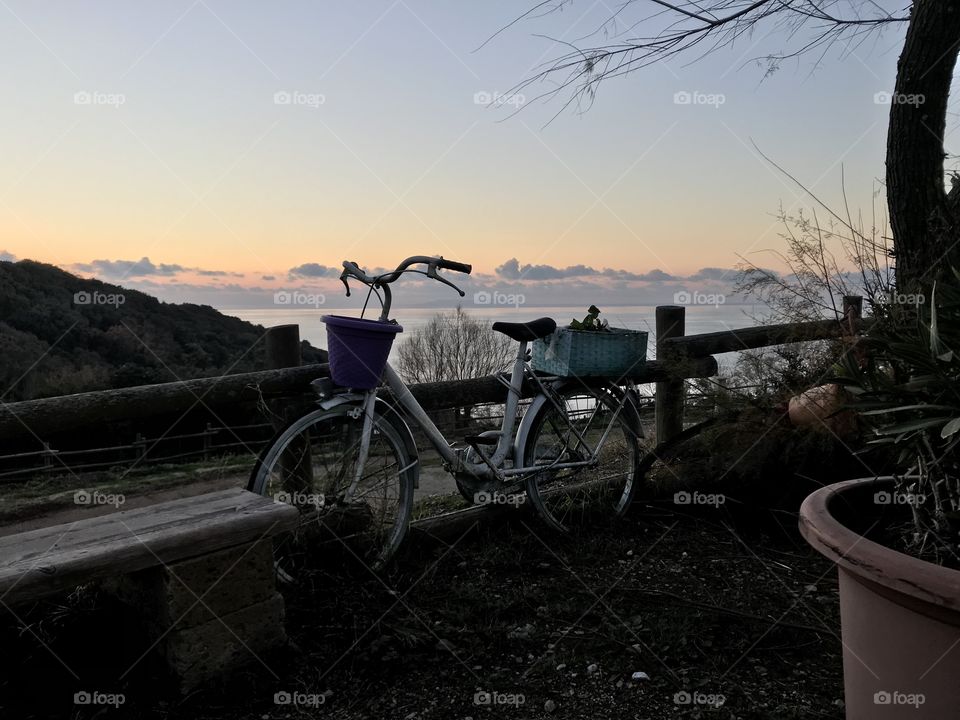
[799,477,960,719]
[788,383,858,438]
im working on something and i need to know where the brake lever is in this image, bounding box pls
[339,273,351,297]
[427,264,465,296]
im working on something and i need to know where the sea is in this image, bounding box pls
[223,304,769,374]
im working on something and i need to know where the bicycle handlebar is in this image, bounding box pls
[436,258,472,274]
[340,255,471,284]
[338,255,472,317]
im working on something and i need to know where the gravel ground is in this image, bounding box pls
[1,501,846,719]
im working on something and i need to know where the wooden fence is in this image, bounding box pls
[0,299,868,481]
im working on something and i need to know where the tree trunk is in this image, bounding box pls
[887,1,960,292]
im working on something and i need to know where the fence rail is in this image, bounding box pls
[0,301,866,481]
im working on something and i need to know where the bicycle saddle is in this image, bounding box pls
[491,317,557,342]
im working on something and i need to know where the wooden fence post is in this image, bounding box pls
[264,325,310,493]
[265,324,303,424]
[843,295,863,322]
[656,305,686,444]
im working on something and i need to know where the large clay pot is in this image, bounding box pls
[799,477,960,719]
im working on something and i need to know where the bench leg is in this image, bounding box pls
[107,541,286,692]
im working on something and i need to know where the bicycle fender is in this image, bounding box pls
[376,398,421,489]
[315,394,420,488]
[513,391,551,468]
[317,393,365,410]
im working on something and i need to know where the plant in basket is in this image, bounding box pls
[568,305,609,332]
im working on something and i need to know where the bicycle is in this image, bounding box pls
[248,255,650,571]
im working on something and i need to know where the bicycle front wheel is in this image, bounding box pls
[249,405,415,572]
[521,381,645,532]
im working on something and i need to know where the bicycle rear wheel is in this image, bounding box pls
[521,381,646,532]
[248,405,415,573]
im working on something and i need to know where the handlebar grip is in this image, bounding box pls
[437,258,472,274]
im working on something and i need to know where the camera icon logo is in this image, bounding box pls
[473,91,492,105]
[473,291,491,305]
[874,491,891,505]
[73,291,92,305]
[74,489,91,505]
[274,691,292,705]
[474,691,492,705]
[874,691,891,705]
[273,291,292,305]
[673,91,692,105]
[73,691,92,704]
[673,491,691,505]
[73,91,92,105]
[273,91,292,105]
[673,290,691,304]
[673,691,692,704]
[874,91,892,105]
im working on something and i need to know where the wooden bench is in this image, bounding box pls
[0,488,298,691]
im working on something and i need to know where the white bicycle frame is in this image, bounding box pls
[369,342,634,484]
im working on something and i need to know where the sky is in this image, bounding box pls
[0,1,926,310]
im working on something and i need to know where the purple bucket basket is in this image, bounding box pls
[321,315,403,389]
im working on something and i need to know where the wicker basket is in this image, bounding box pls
[531,327,648,377]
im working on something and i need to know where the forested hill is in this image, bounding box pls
[0,260,326,401]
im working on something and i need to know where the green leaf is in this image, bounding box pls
[873,417,953,436]
[942,417,960,439]
[859,404,960,416]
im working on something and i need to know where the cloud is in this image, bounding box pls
[0,250,16,262]
[74,257,185,278]
[72,257,245,280]
[496,258,679,283]
[687,267,732,281]
[196,269,244,278]
[496,258,596,280]
[288,263,339,279]
[261,275,276,281]
[602,268,677,282]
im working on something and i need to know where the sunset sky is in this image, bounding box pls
[0,1,925,308]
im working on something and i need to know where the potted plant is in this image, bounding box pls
[799,278,960,718]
